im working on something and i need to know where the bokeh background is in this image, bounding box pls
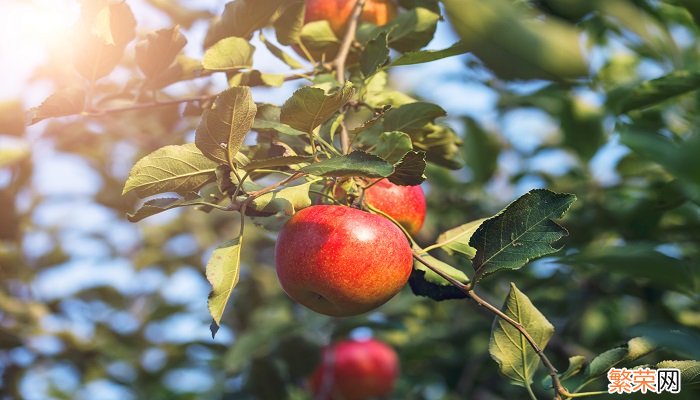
[1,0,700,399]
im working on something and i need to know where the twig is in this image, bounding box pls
[333,0,367,154]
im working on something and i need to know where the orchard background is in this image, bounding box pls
[1,0,700,399]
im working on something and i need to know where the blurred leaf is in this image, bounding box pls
[489,283,555,388]
[561,96,605,160]
[0,101,25,136]
[29,88,85,124]
[122,144,218,197]
[372,131,413,164]
[229,70,285,87]
[203,37,255,71]
[251,180,314,215]
[0,147,29,169]
[127,195,216,222]
[361,31,389,77]
[471,189,576,282]
[260,32,303,69]
[409,253,470,301]
[207,237,243,337]
[390,41,469,66]
[280,83,354,133]
[419,123,464,170]
[434,218,487,258]
[608,70,700,114]
[273,0,305,45]
[142,55,204,90]
[135,27,187,79]
[584,337,656,379]
[629,325,700,359]
[463,117,499,182]
[195,86,257,164]
[388,150,426,186]
[443,0,587,80]
[383,7,440,52]
[656,360,700,385]
[300,150,393,178]
[204,0,283,48]
[383,102,446,134]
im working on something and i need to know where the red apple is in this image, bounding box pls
[365,179,426,236]
[309,338,399,400]
[275,205,412,316]
[305,0,398,36]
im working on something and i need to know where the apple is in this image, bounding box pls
[275,205,412,317]
[305,0,398,36]
[365,179,426,236]
[309,338,399,400]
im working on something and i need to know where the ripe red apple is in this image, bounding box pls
[305,0,398,36]
[365,179,426,236]
[309,338,399,400]
[275,205,412,316]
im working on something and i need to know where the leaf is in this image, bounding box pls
[655,360,700,385]
[122,144,218,198]
[470,189,576,282]
[629,325,700,359]
[299,20,340,54]
[260,32,303,69]
[243,155,313,171]
[434,218,487,258]
[409,253,470,301]
[383,102,446,134]
[229,70,284,87]
[273,0,305,45]
[0,101,25,136]
[382,7,440,53]
[195,86,257,164]
[584,337,656,379]
[489,283,555,387]
[372,131,412,164]
[250,180,314,215]
[388,151,426,186]
[203,37,255,71]
[419,123,464,170]
[607,70,700,114]
[135,27,187,79]
[206,237,243,337]
[29,88,86,124]
[542,355,587,389]
[361,31,389,77]
[300,151,393,178]
[443,0,587,80]
[280,83,354,133]
[204,0,282,48]
[463,117,500,183]
[127,195,216,222]
[252,120,306,136]
[390,40,469,66]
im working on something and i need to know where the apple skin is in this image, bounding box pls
[365,179,426,236]
[305,0,398,36]
[309,338,399,400]
[275,205,412,317]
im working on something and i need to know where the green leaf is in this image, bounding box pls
[122,144,218,198]
[135,27,187,79]
[204,0,282,48]
[29,88,86,124]
[372,131,412,164]
[250,180,314,215]
[280,83,354,133]
[300,150,394,178]
[361,31,389,77]
[383,7,440,53]
[0,101,25,136]
[243,155,312,171]
[228,70,284,87]
[390,40,469,66]
[607,70,700,114]
[388,151,426,186]
[273,0,305,45]
[409,253,470,301]
[584,337,656,379]
[419,123,464,170]
[252,120,306,136]
[203,37,255,71]
[443,0,587,80]
[299,20,340,54]
[195,86,257,164]
[470,189,576,282]
[655,360,700,385]
[260,32,302,69]
[383,102,446,134]
[542,355,587,389]
[489,283,555,388]
[463,117,500,183]
[127,195,216,222]
[629,325,700,359]
[434,218,487,258]
[206,237,243,337]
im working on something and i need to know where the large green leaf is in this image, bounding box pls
[195,86,257,165]
[409,253,470,301]
[360,31,389,77]
[203,37,255,71]
[382,7,440,53]
[207,237,243,338]
[372,131,413,164]
[280,83,354,133]
[433,218,487,259]
[204,0,282,48]
[300,151,394,178]
[607,70,700,114]
[383,102,446,134]
[489,283,555,388]
[470,189,576,282]
[122,144,218,198]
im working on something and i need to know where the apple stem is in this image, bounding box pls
[412,251,569,400]
[334,0,367,154]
